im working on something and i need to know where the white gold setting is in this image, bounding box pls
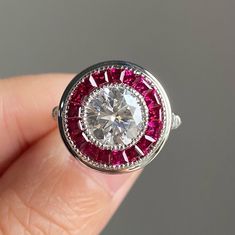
[55,61,180,174]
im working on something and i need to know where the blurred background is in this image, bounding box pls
[0,0,234,234]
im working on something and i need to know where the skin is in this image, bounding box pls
[0,74,141,235]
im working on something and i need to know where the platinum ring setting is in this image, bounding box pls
[53,61,181,173]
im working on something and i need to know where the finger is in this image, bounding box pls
[0,74,73,173]
[0,130,141,235]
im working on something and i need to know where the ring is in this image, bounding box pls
[52,61,181,173]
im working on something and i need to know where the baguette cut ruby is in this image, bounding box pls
[111,151,127,165]
[92,70,106,87]
[137,136,153,155]
[67,103,80,118]
[99,150,112,164]
[107,68,123,83]
[74,133,87,148]
[144,89,161,108]
[145,125,161,140]
[70,83,87,104]
[67,117,80,131]
[133,76,151,94]
[90,148,112,165]
[80,142,100,159]
[125,146,140,163]
[83,76,96,92]
[122,69,136,86]
[149,106,162,121]
[148,119,162,129]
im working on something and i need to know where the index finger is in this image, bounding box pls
[0,74,73,173]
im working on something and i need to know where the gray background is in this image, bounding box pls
[0,1,235,234]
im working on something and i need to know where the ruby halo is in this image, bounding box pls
[58,61,173,173]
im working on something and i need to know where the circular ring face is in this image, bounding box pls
[58,61,172,173]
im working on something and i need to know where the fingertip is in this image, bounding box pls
[0,129,141,234]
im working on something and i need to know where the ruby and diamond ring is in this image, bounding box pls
[53,61,181,173]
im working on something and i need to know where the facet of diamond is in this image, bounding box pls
[82,84,149,150]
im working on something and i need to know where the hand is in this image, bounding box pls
[0,74,140,235]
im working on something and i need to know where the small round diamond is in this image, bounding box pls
[82,84,148,150]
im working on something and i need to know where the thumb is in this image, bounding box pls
[0,130,141,235]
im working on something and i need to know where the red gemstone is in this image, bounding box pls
[81,146,112,165]
[145,125,161,141]
[81,142,99,158]
[144,89,161,108]
[149,106,162,121]
[122,69,136,86]
[99,150,112,164]
[83,76,96,92]
[92,70,106,87]
[125,146,140,163]
[71,80,95,104]
[70,76,97,104]
[111,151,127,165]
[70,84,84,104]
[93,149,112,165]
[74,132,87,148]
[67,118,79,131]
[107,68,123,83]
[136,136,153,155]
[148,119,162,129]
[67,103,80,118]
[133,76,152,94]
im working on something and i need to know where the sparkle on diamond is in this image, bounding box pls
[83,85,147,149]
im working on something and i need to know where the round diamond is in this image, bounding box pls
[82,84,148,150]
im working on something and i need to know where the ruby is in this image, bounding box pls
[69,129,82,140]
[148,119,162,129]
[99,149,112,165]
[67,103,80,118]
[67,117,80,131]
[145,125,161,141]
[147,119,163,140]
[90,147,101,162]
[133,76,151,94]
[107,68,123,83]
[111,151,127,165]
[70,83,88,104]
[73,132,87,149]
[69,129,81,140]
[70,77,96,105]
[136,136,153,155]
[81,142,100,159]
[83,76,96,92]
[122,69,136,86]
[144,89,161,108]
[82,147,112,165]
[92,70,106,87]
[149,106,162,121]
[125,146,140,163]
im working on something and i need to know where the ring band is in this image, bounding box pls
[53,61,181,173]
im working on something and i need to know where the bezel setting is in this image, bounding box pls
[57,61,172,173]
[81,83,149,151]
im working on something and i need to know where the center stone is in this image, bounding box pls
[83,84,148,149]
